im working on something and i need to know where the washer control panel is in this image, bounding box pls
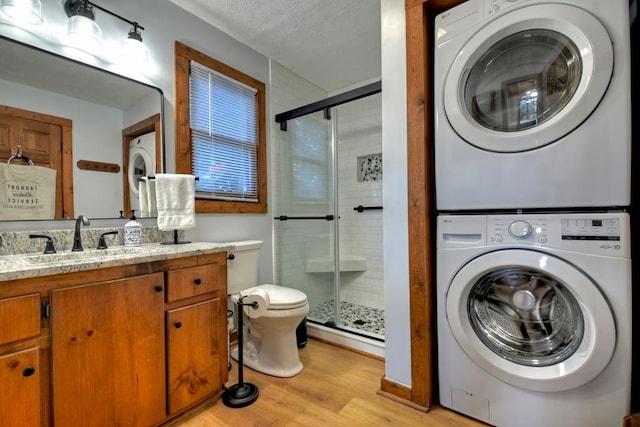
[490,217,548,245]
[486,214,625,252]
[438,213,629,257]
[561,218,621,241]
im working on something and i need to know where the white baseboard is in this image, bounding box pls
[307,323,385,359]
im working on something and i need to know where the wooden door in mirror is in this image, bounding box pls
[0,104,73,219]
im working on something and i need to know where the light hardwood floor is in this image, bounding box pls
[172,339,486,426]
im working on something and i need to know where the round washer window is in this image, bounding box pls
[464,29,582,133]
[468,267,584,367]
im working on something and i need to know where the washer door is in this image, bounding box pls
[443,4,613,152]
[128,149,153,198]
[446,249,615,392]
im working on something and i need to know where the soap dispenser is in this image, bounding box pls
[124,210,143,246]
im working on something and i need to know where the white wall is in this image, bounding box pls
[381,0,412,386]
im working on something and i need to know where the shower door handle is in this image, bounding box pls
[353,205,383,212]
[274,215,335,221]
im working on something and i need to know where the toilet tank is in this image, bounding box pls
[226,240,263,294]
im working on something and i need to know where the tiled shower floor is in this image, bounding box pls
[307,300,384,338]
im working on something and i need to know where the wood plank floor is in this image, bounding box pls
[171,339,486,426]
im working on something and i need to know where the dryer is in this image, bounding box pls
[128,132,156,209]
[436,213,631,427]
[434,0,631,210]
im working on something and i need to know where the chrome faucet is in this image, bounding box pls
[72,215,91,251]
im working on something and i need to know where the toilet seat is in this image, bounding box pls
[237,284,308,310]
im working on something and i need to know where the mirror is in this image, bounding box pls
[0,36,164,221]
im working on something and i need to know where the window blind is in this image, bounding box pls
[189,60,259,202]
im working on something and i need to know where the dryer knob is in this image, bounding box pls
[508,220,532,239]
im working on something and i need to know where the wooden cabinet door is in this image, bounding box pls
[0,347,40,427]
[167,298,225,415]
[51,273,166,427]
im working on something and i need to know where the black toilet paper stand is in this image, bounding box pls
[223,296,259,407]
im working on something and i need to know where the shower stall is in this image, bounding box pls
[273,82,384,341]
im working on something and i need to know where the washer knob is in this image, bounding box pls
[508,220,532,239]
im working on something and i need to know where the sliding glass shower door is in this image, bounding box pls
[274,83,384,340]
[274,111,339,327]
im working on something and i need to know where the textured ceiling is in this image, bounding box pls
[168,0,381,92]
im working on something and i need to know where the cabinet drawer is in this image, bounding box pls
[0,294,40,346]
[166,264,225,302]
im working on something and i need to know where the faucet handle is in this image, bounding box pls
[97,231,119,249]
[29,234,57,254]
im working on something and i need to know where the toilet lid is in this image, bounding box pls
[241,284,308,310]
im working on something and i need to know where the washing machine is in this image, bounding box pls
[436,213,631,426]
[128,132,156,208]
[434,0,631,210]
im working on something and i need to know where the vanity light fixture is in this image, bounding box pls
[64,0,149,63]
[0,0,43,25]
[64,0,100,54]
[120,23,150,65]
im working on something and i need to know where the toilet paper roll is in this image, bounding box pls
[242,289,270,318]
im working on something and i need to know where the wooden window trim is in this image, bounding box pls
[174,41,267,214]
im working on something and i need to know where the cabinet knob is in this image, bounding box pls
[194,278,202,285]
[174,321,182,329]
[154,285,163,292]
[22,367,36,377]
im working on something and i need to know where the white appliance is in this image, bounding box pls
[434,0,631,210]
[128,132,156,210]
[436,213,631,427]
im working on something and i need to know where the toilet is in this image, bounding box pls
[228,240,309,377]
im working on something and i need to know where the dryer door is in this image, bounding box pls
[128,149,153,198]
[443,4,613,152]
[446,249,615,392]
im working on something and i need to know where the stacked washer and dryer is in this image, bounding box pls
[433,1,633,426]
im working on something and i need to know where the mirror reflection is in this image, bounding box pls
[0,36,164,221]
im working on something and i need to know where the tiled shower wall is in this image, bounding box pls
[335,94,383,310]
[270,60,384,313]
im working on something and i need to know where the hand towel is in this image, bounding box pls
[155,173,197,231]
[139,177,149,217]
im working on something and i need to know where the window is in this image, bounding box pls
[175,42,267,213]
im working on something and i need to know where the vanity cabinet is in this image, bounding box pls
[0,294,41,427]
[50,272,166,427]
[166,254,228,415]
[0,247,229,427]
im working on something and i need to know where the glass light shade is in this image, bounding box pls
[0,0,43,24]
[121,36,150,67]
[67,14,101,54]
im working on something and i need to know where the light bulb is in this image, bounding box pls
[120,27,149,67]
[0,0,43,25]
[67,14,101,54]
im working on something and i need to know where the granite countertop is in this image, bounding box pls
[0,242,235,282]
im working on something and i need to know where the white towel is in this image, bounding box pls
[146,178,157,217]
[139,177,149,217]
[155,173,196,230]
